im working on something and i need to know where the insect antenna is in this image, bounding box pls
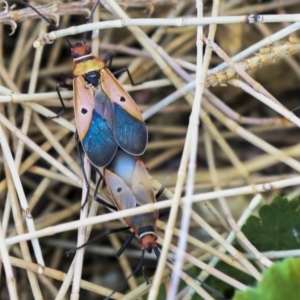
[83,0,101,44]
[110,245,226,299]
[291,105,300,113]
[14,0,72,48]
[182,270,227,299]
[154,247,226,299]
[103,249,146,300]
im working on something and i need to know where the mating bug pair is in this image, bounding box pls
[61,30,162,300]
[66,36,160,256]
[18,0,160,256]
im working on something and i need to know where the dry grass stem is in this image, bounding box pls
[2,0,300,298]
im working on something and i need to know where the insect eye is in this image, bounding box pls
[117,187,122,193]
[81,108,88,114]
[120,96,125,102]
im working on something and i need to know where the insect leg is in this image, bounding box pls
[155,185,165,200]
[115,231,135,258]
[65,226,130,256]
[102,52,142,86]
[47,80,72,119]
[142,266,152,285]
[154,246,161,259]
[112,67,142,86]
[103,52,114,69]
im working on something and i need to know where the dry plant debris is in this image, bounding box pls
[1,0,300,299]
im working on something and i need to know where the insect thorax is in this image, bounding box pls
[73,57,105,87]
[84,71,100,87]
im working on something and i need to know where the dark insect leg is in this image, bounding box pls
[142,262,160,285]
[154,247,161,259]
[103,52,114,69]
[102,52,142,86]
[65,226,130,256]
[115,231,135,258]
[48,80,72,119]
[155,186,170,219]
[155,185,165,200]
[154,186,169,219]
[93,169,118,211]
[49,73,73,119]
[104,250,145,300]
[158,209,170,219]
[60,72,74,80]
[112,67,142,86]
[142,266,152,285]
[75,131,90,210]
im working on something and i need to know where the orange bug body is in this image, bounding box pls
[103,149,158,253]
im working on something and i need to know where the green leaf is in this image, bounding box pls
[242,196,300,251]
[233,257,300,300]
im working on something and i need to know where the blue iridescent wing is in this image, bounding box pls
[99,69,148,156]
[81,111,118,167]
[113,103,148,156]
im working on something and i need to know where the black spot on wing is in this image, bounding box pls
[81,108,88,114]
[113,103,148,155]
[81,111,118,167]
